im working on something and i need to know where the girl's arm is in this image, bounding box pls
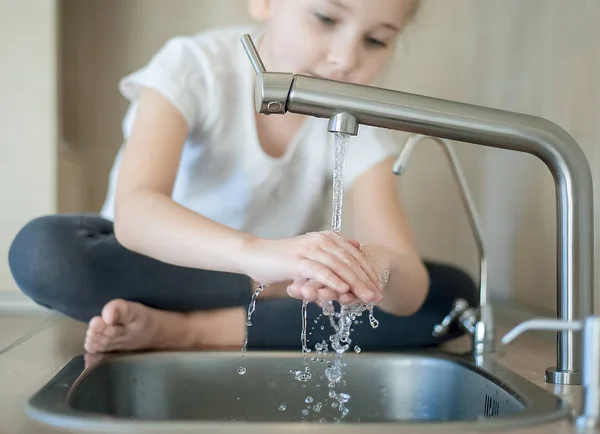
[113,87,381,299]
[114,88,252,274]
[346,157,430,316]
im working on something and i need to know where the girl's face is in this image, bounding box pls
[255,0,416,85]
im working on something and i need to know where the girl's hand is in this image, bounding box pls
[286,278,360,306]
[287,244,391,306]
[240,231,382,302]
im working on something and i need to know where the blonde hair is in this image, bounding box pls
[370,0,422,87]
[404,0,422,28]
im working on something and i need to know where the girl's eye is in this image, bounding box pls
[366,37,387,48]
[315,13,337,26]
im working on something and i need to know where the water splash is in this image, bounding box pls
[294,299,313,382]
[238,284,266,374]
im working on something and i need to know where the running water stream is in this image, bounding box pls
[315,132,381,420]
[239,132,382,421]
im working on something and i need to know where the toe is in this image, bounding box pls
[85,316,124,353]
[102,299,134,326]
[88,316,107,334]
[102,324,125,339]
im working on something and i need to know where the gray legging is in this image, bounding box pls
[7,214,479,350]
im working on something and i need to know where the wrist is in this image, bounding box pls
[233,233,264,277]
[361,244,393,289]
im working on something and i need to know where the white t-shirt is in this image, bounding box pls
[100,25,399,239]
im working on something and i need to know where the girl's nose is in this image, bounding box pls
[326,38,360,79]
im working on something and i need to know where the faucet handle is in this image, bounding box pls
[433,298,470,337]
[241,34,294,116]
[501,318,583,345]
[241,34,266,75]
[502,316,600,430]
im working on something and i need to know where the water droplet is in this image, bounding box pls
[337,393,350,404]
[305,396,314,404]
[278,404,286,411]
[313,402,323,413]
[329,390,337,398]
[354,345,361,353]
[237,366,246,375]
[302,409,310,416]
[332,402,339,408]
[295,368,312,382]
[320,325,324,330]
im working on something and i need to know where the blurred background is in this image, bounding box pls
[0,0,598,316]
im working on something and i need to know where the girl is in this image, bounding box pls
[8,0,477,354]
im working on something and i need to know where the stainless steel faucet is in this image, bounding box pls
[241,34,594,385]
[392,134,493,355]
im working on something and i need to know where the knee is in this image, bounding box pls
[424,261,479,308]
[8,215,86,307]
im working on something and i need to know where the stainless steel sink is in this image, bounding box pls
[26,351,571,432]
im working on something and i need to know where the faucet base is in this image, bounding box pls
[545,367,582,385]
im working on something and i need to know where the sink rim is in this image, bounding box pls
[25,349,573,433]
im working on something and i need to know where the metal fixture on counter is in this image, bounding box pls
[392,134,493,356]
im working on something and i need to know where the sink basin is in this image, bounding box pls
[26,350,571,432]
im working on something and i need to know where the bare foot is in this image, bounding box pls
[84,299,245,354]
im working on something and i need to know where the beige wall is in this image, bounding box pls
[390,0,599,314]
[10,1,600,315]
[0,1,58,293]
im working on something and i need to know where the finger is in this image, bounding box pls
[342,244,382,293]
[301,285,318,302]
[316,288,339,303]
[316,244,379,302]
[305,250,373,299]
[339,292,358,305]
[298,278,338,303]
[287,286,301,299]
[326,233,382,293]
[344,237,361,250]
[286,280,305,299]
[297,260,349,293]
[302,279,330,304]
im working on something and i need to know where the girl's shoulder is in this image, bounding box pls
[118,25,261,131]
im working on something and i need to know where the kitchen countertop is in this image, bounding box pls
[0,311,596,434]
